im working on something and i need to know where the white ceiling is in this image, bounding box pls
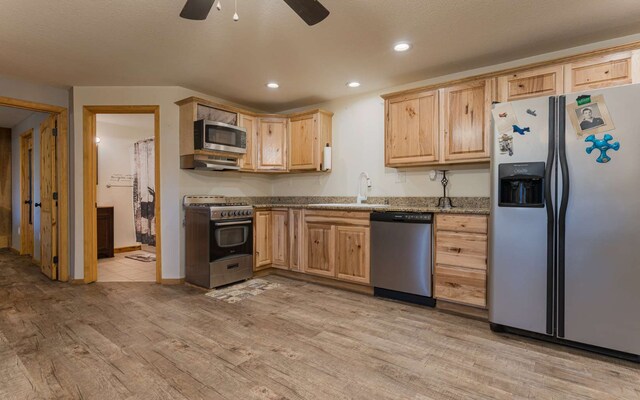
[2,0,640,112]
[0,106,37,129]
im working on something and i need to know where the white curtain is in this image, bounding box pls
[132,138,155,246]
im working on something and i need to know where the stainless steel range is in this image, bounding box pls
[183,195,253,288]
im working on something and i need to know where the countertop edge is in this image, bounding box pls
[251,204,490,215]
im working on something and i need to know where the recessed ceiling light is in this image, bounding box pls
[346,81,361,88]
[266,82,279,89]
[393,42,411,52]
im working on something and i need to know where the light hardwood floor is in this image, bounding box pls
[1,250,639,399]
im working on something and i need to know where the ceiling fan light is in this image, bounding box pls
[393,42,411,52]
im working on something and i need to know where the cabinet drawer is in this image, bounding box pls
[436,214,487,234]
[434,265,486,308]
[435,231,487,271]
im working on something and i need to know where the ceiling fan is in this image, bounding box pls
[180,0,330,26]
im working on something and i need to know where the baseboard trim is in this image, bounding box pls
[114,245,142,254]
[266,268,374,296]
[435,299,488,321]
[161,278,185,285]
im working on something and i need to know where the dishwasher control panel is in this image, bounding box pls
[370,212,433,223]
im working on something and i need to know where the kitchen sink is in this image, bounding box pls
[309,203,389,209]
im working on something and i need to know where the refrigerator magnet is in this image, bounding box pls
[492,104,518,134]
[498,133,514,156]
[512,125,531,135]
[567,94,615,137]
[585,133,620,163]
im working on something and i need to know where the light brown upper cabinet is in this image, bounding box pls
[442,79,492,163]
[257,118,288,171]
[385,90,439,167]
[564,51,639,93]
[238,114,257,171]
[497,65,564,102]
[289,110,333,171]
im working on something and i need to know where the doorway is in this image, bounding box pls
[0,98,69,281]
[95,114,157,282]
[83,106,161,283]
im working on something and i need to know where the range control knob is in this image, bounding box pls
[221,211,227,217]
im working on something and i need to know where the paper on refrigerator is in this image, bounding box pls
[492,103,519,135]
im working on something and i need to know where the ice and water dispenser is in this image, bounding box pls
[498,162,545,207]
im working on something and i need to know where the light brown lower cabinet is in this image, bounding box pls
[254,211,272,270]
[271,209,288,269]
[335,225,370,284]
[288,209,303,271]
[304,222,335,277]
[434,213,488,308]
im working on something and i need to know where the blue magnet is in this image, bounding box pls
[512,125,530,135]
[585,133,620,163]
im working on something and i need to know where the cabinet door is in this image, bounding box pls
[271,210,288,269]
[442,80,491,162]
[565,51,637,93]
[497,65,563,102]
[385,90,439,167]
[254,211,272,269]
[289,114,317,170]
[257,118,287,171]
[289,209,303,271]
[304,222,334,277]
[238,114,257,171]
[335,226,370,284]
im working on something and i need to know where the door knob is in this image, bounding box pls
[35,202,41,208]
[24,200,32,205]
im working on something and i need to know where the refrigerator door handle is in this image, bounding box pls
[558,95,569,338]
[545,96,556,335]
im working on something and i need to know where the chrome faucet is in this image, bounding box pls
[356,172,372,204]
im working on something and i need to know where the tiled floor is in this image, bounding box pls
[98,251,156,282]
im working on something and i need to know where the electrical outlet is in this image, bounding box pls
[395,171,406,183]
[429,170,438,181]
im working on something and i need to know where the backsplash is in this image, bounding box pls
[226,196,489,209]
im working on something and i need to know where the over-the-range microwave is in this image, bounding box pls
[194,119,247,155]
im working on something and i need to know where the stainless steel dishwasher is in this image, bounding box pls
[370,211,435,306]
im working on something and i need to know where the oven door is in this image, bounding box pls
[210,219,253,262]
[202,121,247,154]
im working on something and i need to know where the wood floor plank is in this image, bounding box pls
[1,250,639,399]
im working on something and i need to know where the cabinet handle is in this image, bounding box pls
[35,202,41,208]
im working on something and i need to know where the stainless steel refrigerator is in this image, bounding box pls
[489,83,640,361]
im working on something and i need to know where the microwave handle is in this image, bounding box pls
[214,220,252,227]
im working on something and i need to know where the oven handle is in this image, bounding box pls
[214,220,252,227]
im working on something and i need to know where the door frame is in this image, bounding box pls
[19,128,35,259]
[82,105,162,283]
[0,96,69,281]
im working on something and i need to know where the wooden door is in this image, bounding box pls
[443,80,491,162]
[289,114,317,170]
[564,51,637,93]
[304,222,334,277]
[271,210,288,269]
[335,226,370,284]
[254,211,272,269]
[19,130,34,256]
[39,114,58,280]
[238,114,257,171]
[96,207,114,259]
[257,118,287,171]
[288,209,303,271]
[0,128,11,249]
[385,90,439,167]
[497,65,564,102]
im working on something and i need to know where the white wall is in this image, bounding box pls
[10,112,50,258]
[72,86,273,280]
[96,116,154,249]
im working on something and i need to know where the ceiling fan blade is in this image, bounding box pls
[283,0,330,26]
[180,0,215,20]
